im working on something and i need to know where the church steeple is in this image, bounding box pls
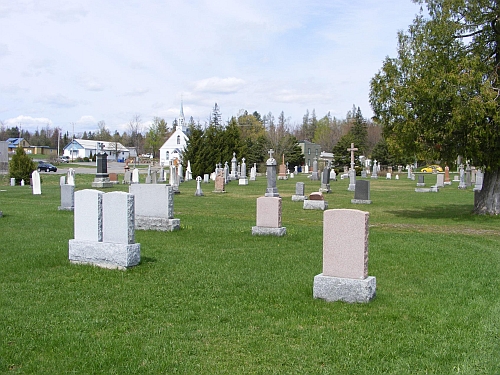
[178,98,186,132]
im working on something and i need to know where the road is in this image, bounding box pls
[43,161,151,175]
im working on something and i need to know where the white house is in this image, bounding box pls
[63,139,132,161]
[159,102,189,166]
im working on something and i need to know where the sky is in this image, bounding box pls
[0,0,422,135]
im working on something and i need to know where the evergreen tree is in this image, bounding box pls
[183,122,205,176]
[223,117,242,162]
[346,105,368,154]
[9,146,36,184]
[369,1,500,214]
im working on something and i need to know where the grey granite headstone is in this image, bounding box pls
[74,189,103,242]
[320,166,331,193]
[417,174,425,187]
[102,192,135,244]
[129,184,180,231]
[123,170,132,184]
[292,182,306,202]
[310,158,319,181]
[58,184,75,211]
[69,190,140,269]
[265,150,279,197]
[351,180,371,204]
[0,141,8,172]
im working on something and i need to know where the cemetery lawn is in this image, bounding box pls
[0,173,499,374]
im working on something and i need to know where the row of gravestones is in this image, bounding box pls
[292,180,372,210]
[66,150,375,303]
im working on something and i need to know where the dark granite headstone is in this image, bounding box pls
[354,180,370,201]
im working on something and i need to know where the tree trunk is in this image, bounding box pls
[473,167,500,214]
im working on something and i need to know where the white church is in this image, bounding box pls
[159,102,190,166]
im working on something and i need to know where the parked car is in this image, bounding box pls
[420,165,443,173]
[58,156,70,163]
[37,161,57,172]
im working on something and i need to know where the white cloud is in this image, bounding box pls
[24,59,56,77]
[122,88,149,97]
[0,0,421,132]
[0,84,26,95]
[76,115,96,124]
[0,43,8,58]
[35,94,78,108]
[81,79,104,92]
[192,77,246,94]
[5,115,52,128]
[34,2,88,23]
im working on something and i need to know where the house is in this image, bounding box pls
[63,139,131,161]
[7,138,57,156]
[159,102,189,166]
[298,140,322,167]
[7,138,31,153]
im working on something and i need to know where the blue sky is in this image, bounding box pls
[0,0,421,135]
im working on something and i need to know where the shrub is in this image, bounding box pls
[9,147,36,184]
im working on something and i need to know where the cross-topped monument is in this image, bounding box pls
[347,143,358,171]
[268,149,275,160]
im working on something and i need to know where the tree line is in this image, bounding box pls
[1,104,393,171]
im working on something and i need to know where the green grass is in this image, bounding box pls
[0,173,499,374]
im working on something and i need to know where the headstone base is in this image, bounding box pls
[313,274,376,303]
[69,240,140,269]
[291,195,306,202]
[135,216,180,231]
[351,199,372,204]
[310,172,319,181]
[92,177,114,188]
[238,178,249,185]
[58,206,74,211]
[416,183,425,187]
[251,226,286,236]
[370,175,378,179]
[348,184,356,191]
[319,184,330,193]
[265,188,279,197]
[303,200,328,210]
[278,175,288,180]
[444,181,452,185]
[415,187,439,193]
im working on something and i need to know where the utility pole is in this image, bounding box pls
[71,122,75,162]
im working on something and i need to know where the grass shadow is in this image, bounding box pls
[386,204,474,221]
[139,256,157,264]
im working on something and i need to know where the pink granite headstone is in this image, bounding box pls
[256,196,282,228]
[313,208,375,303]
[322,209,368,279]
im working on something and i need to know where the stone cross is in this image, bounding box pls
[195,176,204,196]
[268,149,275,160]
[347,143,358,171]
